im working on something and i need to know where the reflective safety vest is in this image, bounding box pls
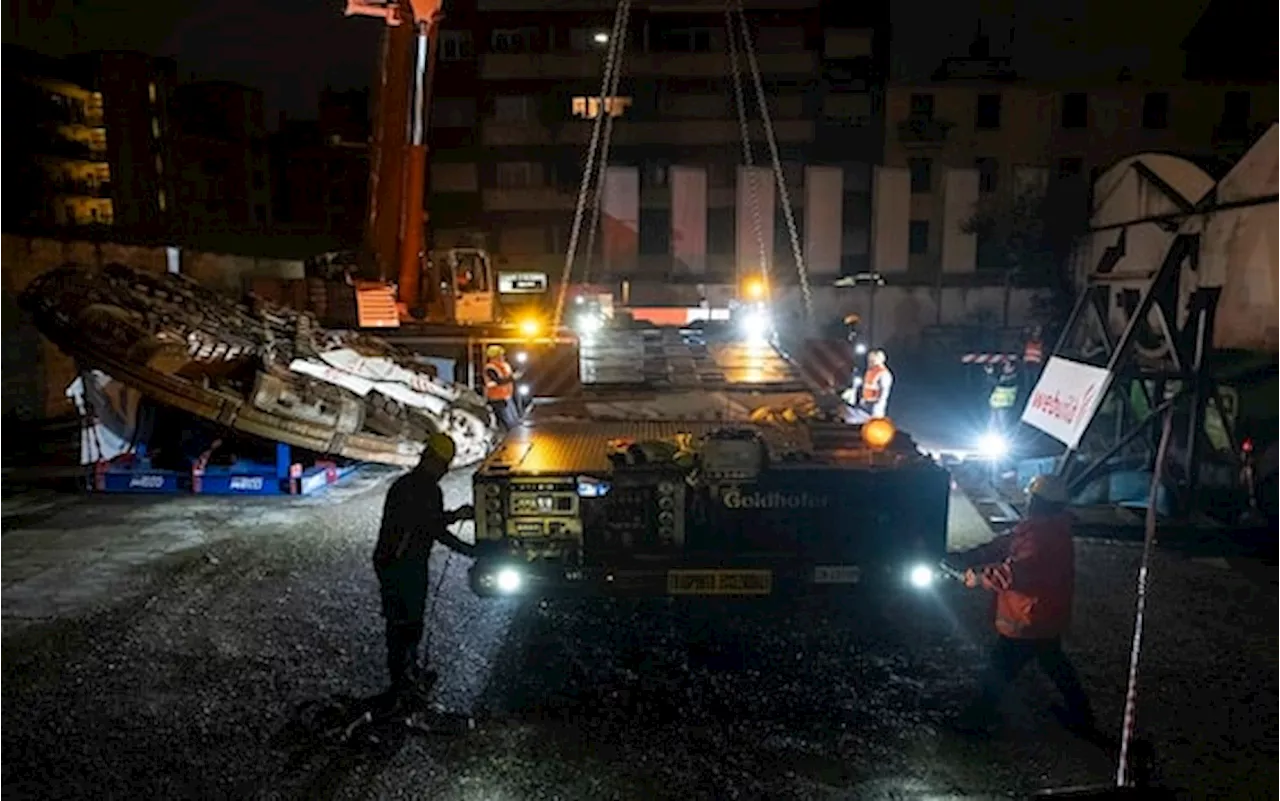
[1023,339,1044,364]
[862,365,889,404]
[990,384,1018,409]
[484,358,514,401]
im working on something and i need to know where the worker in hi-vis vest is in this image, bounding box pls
[989,359,1020,435]
[860,349,894,420]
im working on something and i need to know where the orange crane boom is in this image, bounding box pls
[346,0,444,318]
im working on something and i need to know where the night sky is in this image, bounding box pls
[5,0,1217,125]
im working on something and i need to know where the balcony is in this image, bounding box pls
[481,187,576,212]
[480,51,818,81]
[482,118,815,147]
[896,116,954,147]
[51,180,113,198]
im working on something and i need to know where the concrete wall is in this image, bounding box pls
[2,234,303,422]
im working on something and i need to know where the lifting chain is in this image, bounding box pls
[554,0,630,328]
[725,1,770,291]
[581,0,632,287]
[732,0,813,323]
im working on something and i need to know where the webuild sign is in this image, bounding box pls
[1021,356,1111,449]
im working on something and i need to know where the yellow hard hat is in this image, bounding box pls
[486,344,505,359]
[1026,474,1068,504]
[424,431,456,465]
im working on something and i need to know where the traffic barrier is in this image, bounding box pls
[795,339,857,391]
[961,352,1021,364]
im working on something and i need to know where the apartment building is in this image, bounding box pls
[271,89,371,246]
[170,81,274,234]
[875,65,1276,277]
[4,46,177,235]
[425,0,888,285]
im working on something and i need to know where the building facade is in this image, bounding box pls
[170,81,274,235]
[424,0,888,287]
[4,46,177,236]
[875,67,1278,277]
[270,89,371,247]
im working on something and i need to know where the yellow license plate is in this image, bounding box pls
[667,569,773,596]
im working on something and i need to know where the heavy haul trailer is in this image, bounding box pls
[468,412,951,599]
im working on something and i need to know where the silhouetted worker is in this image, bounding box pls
[950,474,1095,736]
[373,432,475,699]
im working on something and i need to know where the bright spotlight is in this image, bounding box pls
[739,310,771,341]
[518,318,542,338]
[514,351,528,364]
[575,313,602,335]
[855,342,868,355]
[592,31,609,44]
[908,564,935,589]
[977,431,1009,459]
[574,295,585,305]
[495,568,522,594]
[518,383,531,397]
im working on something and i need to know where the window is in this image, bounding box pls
[151,117,161,138]
[824,28,873,59]
[908,221,929,255]
[255,204,267,222]
[1057,157,1084,179]
[434,98,476,128]
[491,28,535,54]
[439,31,473,61]
[1141,92,1169,129]
[253,171,265,190]
[1061,93,1087,129]
[495,162,542,189]
[157,190,166,212]
[975,94,1001,129]
[571,96,632,119]
[493,96,534,123]
[976,157,999,193]
[154,155,163,174]
[823,93,872,124]
[654,27,717,53]
[148,82,157,103]
[908,157,933,194]
[568,29,611,51]
[909,93,934,118]
[1222,91,1251,129]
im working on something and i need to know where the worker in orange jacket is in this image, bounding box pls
[950,474,1095,735]
[483,344,518,429]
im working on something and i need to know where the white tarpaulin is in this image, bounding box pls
[66,370,141,464]
[1021,356,1111,449]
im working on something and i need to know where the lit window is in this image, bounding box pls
[155,155,163,174]
[151,117,161,138]
[148,82,157,103]
[158,190,167,211]
[571,96,632,119]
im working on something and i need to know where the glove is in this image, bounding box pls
[963,568,980,589]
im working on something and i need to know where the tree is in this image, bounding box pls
[962,179,1092,324]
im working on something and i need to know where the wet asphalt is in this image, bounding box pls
[2,465,1276,801]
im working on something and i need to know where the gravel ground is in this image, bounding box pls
[3,470,1276,801]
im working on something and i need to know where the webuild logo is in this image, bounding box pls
[1029,383,1098,425]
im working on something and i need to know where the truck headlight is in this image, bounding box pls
[495,567,522,594]
[908,564,935,589]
